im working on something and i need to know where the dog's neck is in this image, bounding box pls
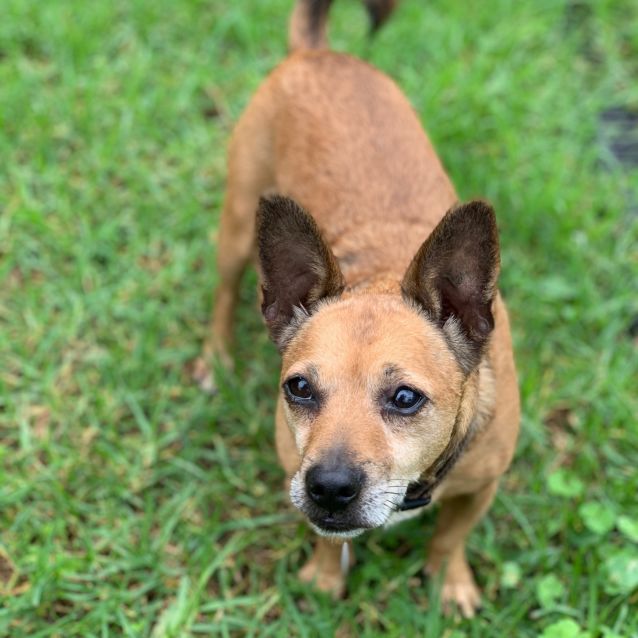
[399,421,478,510]
[330,219,440,291]
[341,275,403,297]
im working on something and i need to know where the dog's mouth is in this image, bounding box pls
[290,471,432,536]
[309,515,368,539]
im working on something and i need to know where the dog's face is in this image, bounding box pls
[281,295,468,536]
[257,196,499,537]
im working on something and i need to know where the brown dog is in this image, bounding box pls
[195,0,519,618]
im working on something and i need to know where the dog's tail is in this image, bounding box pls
[289,0,397,51]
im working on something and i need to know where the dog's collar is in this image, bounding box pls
[398,412,480,511]
[398,482,432,511]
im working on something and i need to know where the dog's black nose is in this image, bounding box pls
[305,464,363,512]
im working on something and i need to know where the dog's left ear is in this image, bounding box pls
[401,200,500,372]
[257,195,345,349]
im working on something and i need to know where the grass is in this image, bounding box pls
[0,0,637,636]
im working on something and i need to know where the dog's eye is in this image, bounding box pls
[284,375,314,402]
[389,386,426,414]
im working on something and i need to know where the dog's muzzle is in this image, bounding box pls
[290,449,417,536]
[296,459,369,535]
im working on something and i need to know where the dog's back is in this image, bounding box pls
[228,1,456,287]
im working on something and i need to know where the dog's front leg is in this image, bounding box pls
[426,480,498,618]
[299,536,354,598]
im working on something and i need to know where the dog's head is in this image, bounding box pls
[257,195,500,538]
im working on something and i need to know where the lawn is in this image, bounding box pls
[1,0,637,636]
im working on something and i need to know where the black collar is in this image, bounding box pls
[399,482,432,511]
[398,411,480,511]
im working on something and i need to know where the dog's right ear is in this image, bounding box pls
[257,195,345,350]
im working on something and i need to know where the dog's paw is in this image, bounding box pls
[299,558,346,598]
[189,356,218,395]
[426,555,482,618]
[439,579,482,618]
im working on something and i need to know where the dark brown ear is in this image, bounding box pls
[257,195,344,349]
[401,200,500,372]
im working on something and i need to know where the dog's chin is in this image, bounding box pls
[309,520,367,539]
[305,510,389,539]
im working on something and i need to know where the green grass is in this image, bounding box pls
[1,0,637,636]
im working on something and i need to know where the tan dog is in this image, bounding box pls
[195,0,519,618]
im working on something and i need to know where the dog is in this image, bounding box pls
[194,0,520,618]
